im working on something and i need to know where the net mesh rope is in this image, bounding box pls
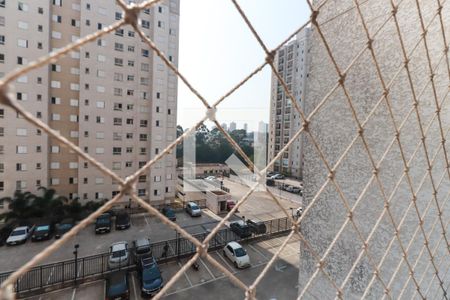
[0,0,448,299]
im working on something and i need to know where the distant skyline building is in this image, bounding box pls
[229,121,237,132]
[0,0,180,213]
[243,123,248,132]
[221,123,228,131]
[268,28,311,179]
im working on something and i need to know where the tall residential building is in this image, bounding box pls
[268,29,311,179]
[229,121,236,132]
[243,123,248,132]
[220,123,227,131]
[0,0,179,213]
[300,1,449,298]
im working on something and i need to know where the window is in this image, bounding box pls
[158,6,163,13]
[114,88,123,96]
[156,106,160,113]
[141,20,150,29]
[51,146,59,153]
[115,29,124,37]
[96,101,105,108]
[125,161,132,167]
[96,116,105,124]
[38,25,43,32]
[112,162,121,170]
[126,119,133,125]
[52,31,62,39]
[140,148,147,155]
[37,42,43,49]
[70,131,79,138]
[127,104,134,110]
[95,177,104,185]
[114,58,123,66]
[0,35,5,45]
[17,92,27,101]
[70,99,79,106]
[154,189,159,196]
[127,89,134,96]
[113,132,122,141]
[16,128,27,136]
[69,162,78,169]
[18,21,28,30]
[69,115,78,122]
[97,54,106,62]
[51,114,60,121]
[115,12,122,20]
[51,178,60,186]
[126,133,133,139]
[97,23,102,30]
[0,163,3,173]
[50,162,60,169]
[127,60,134,67]
[168,109,172,115]
[0,54,4,63]
[155,148,159,154]
[17,76,28,83]
[140,77,149,85]
[113,147,121,155]
[158,21,164,28]
[140,134,147,141]
[128,45,134,52]
[114,73,123,81]
[113,118,122,126]
[114,42,123,52]
[156,121,160,127]
[69,178,77,184]
[127,75,134,81]
[114,103,122,111]
[95,147,104,154]
[36,163,41,169]
[156,92,161,99]
[51,97,61,104]
[70,83,80,91]
[126,147,133,153]
[138,189,146,196]
[140,120,148,127]
[154,176,161,182]
[128,31,135,37]
[52,0,62,6]
[141,63,149,71]
[51,81,61,88]
[0,109,3,118]
[142,49,149,57]
[0,0,5,8]
[38,7,44,14]
[51,64,61,72]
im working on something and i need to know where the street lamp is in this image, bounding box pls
[289,207,294,219]
[73,244,79,285]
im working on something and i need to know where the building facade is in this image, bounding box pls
[0,0,179,212]
[268,29,311,179]
[301,0,450,298]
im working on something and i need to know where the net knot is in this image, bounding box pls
[206,107,217,122]
[124,4,140,26]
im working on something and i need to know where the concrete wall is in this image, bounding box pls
[301,0,450,298]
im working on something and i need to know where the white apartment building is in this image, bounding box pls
[268,28,311,179]
[0,0,179,212]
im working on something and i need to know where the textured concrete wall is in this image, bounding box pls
[300,0,450,298]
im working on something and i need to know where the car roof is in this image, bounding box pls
[142,256,157,266]
[135,238,150,247]
[227,241,243,249]
[108,271,127,284]
[14,226,29,231]
[111,241,128,251]
[231,220,246,226]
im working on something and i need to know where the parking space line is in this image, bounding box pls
[131,272,139,299]
[103,280,106,300]
[198,257,215,279]
[177,261,193,287]
[216,251,235,271]
[144,215,150,226]
[70,288,76,300]
[274,237,298,252]
[248,244,269,260]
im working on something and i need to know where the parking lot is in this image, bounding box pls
[23,234,300,300]
[0,210,219,273]
[223,178,303,221]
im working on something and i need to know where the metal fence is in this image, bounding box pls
[0,216,292,295]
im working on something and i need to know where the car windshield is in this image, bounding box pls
[190,204,199,210]
[58,223,72,230]
[112,250,126,258]
[235,248,247,257]
[136,246,150,254]
[165,209,174,217]
[11,229,26,236]
[36,225,49,232]
[97,218,109,224]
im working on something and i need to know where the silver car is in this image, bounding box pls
[108,241,129,269]
[186,202,202,217]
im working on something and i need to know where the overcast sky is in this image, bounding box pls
[176,0,310,131]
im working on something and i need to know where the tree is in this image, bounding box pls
[33,187,68,221]
[0,190,37,222]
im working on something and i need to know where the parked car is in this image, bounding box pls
[271,174,285,180]
[223,241,250,268]
[161,207,176,222]
[0,223,16,246]
[205,176,216,181]
[266,171,276,177]
[108,241,129,269]
[115,211,130,230]
[105,271,129,300]
[229,220,252,238]
[246,219,266,235]
[55,218,74,239]
[137,256,164,297]
[31,223,53,242]
[185,202,201,217]
[284,185,294,192]
[291,187,302,194]
[226,200,236,211]
[296,207,303,219]
[6,226,32,245]
[95,213,112,234]
[133,238,152,263]
[266,178,275,186]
